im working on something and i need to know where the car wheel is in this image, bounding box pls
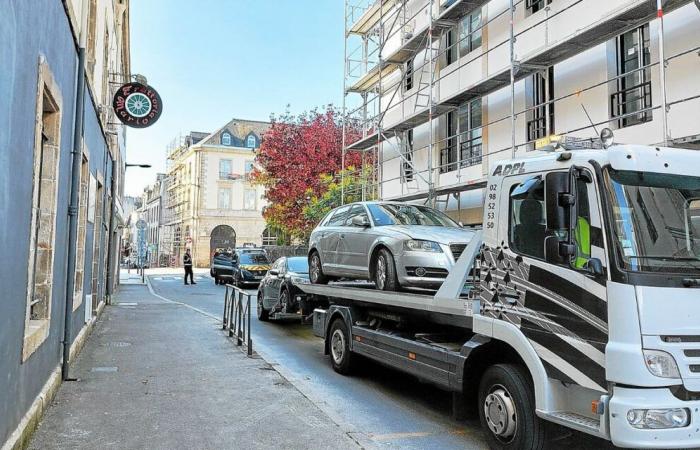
[257,291,269,322]
[309,251,329,285]
[374,248,399,291]
[329,318,355,375]
[478,364,548,450]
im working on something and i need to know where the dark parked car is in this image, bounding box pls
[257,256,310,321]
[232,251,271,287]
[211,250,235,284]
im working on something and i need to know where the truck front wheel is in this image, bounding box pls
[478,364,547,450]
[329,319,354,375]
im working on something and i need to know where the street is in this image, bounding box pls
[147,271,614,450]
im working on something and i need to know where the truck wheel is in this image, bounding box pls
[478,364,547,450]
[375,248,399,291]
[257,292,269,322]
[329,319,354,375]
[309,251,329,285]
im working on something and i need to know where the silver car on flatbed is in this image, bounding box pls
[308,201,476,290]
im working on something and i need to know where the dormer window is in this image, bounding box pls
[247,135,256,148]
[222,133,231,146]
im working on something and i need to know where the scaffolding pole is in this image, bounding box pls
[656,0,670,146]
[427,0,435,206]
[509,0,516,159]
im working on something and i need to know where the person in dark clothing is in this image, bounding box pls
[183,249,196,285]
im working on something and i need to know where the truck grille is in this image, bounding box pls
[660,336,700,386]
[450,243,467,261]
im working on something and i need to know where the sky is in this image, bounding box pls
[125,0,345,196]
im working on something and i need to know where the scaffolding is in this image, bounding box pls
[160,134,191,266]
[341,0,699,218]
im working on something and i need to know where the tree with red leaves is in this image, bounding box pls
[252,106,363,241]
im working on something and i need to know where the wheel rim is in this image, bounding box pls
[484,385,517,443]
[310,255,321,282]
[330,329,345,365]
[376,255,386,289]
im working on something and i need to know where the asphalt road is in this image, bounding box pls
[147,271,614,450]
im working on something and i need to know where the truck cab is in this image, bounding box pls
[482,143,700,447]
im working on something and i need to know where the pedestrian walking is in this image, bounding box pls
[183,249,196,285]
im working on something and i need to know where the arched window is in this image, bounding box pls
[222,133,231,146]
[262,227,278,246]
[246,135,256,148]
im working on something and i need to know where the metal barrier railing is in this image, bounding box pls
[222,284,253,356]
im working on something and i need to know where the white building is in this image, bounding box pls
[343,0,700,223]
[139,173,166,266]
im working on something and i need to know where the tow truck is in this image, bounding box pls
[301,135,700,449]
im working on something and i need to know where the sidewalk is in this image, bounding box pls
[28,284,359,450]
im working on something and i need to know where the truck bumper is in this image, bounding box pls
[609,385,700,448]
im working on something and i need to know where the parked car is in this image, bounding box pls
[308,201,475,290]
[211,250,235,285]
[257,256,310,321]
[231,250,271,287]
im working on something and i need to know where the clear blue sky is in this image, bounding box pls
[125,0,345,196]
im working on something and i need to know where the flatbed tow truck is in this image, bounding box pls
[300,138,700,449]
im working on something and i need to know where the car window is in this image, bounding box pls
[240,253,269,264]
[287,257,308,273]
[367,203,459,227]
[327,206,351,226]
[344,205,368,226]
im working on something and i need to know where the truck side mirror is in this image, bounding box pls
[545,172,571,230]
[545,236,563,264]
[585,258,604,277]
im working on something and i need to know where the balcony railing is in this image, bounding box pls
[611,80,652,128]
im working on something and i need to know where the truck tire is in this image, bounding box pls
[375,248,399,291]
[478,364,547,450]
[329,318,354,375]
[257,292,269,322]
[309,251,329,285]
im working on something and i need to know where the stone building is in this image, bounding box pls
[0,0,131,446]
[163,118,272,267]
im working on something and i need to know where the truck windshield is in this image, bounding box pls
[603,168,700,273]
[367,204,459,227]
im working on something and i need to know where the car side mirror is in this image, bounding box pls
[269,269,279,276]
[585,258,604,277]
[352,215,370,227]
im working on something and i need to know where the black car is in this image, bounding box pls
[257,256,310,321]
[231,251,270,287]
[211,250,236,285]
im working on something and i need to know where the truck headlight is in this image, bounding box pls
[404,240,443,252]
[643,349,681,378]
[627,408,690,429]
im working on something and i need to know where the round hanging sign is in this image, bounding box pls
[112,82,162,128]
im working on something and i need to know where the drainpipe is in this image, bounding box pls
[105,155,117,303]
[62,47,86,381]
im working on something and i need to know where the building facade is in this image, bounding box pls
[163,119,271,267]
[0,0,130,446]
[139,173,166,266]
[343,0,700,223]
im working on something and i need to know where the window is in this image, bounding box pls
[345,205,369,226]
[218,188,231,209]
[24,61,62,361]
[244,189,256,210]
[612,24,651,128]
[441,111,459,173]
[402,129,414,182]
[459,10,482,57]
[222,132,232,146]
[262,227,278,246]
[526,0,552,15]
[509,177,546,259]
[526,67,555,143]
[73,154,90,311]
[459,99,482,167]
[404,59,413,91]
[327,206,351,226]
[91,180,104,310]
[245,161,255,180]
[445,28,457,66]
[219,159,232,179]
[247,135,256,148]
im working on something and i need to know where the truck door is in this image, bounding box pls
[484,167,609,393]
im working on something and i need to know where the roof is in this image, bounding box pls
[199,118,271,147]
